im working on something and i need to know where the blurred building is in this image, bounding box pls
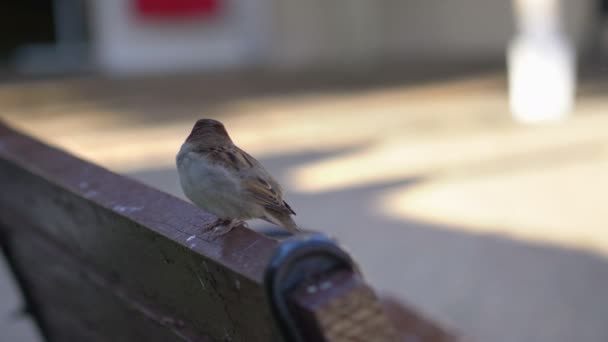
[0,0,598,75]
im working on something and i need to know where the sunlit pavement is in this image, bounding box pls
[1,71,607,341]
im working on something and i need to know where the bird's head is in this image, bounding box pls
[185,119,232,146]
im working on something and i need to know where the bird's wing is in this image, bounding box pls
[243,175,296,216]
[195,145,296,216]
[237,149,297,216]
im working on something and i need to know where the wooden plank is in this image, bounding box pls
[286,269,459,341]
[3,227,198,342]
[381,297,458,342]
[288,269,400,342]
[0,122,282,341]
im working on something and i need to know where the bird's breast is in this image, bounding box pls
[177,151,257,219]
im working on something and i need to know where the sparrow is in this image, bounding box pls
[176,119,299,234]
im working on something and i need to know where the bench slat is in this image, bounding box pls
[0,122,282,341]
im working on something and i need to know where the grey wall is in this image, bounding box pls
[270,0,595,68]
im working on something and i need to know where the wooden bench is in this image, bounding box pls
[0,122,456,341]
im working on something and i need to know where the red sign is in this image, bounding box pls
[135,0,219,18]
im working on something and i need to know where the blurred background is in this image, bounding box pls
[1,0,608,341]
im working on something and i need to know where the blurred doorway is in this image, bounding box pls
[0,0,90,74]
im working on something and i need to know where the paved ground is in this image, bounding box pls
[0,255,42,341]
[1,69,607,341]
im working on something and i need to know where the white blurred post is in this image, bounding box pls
[508,0,576,123]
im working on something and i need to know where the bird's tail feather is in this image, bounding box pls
[263,212,299,233]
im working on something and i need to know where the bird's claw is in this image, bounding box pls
[206,218,245,239]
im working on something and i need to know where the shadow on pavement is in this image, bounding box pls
[127,146,608,342]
